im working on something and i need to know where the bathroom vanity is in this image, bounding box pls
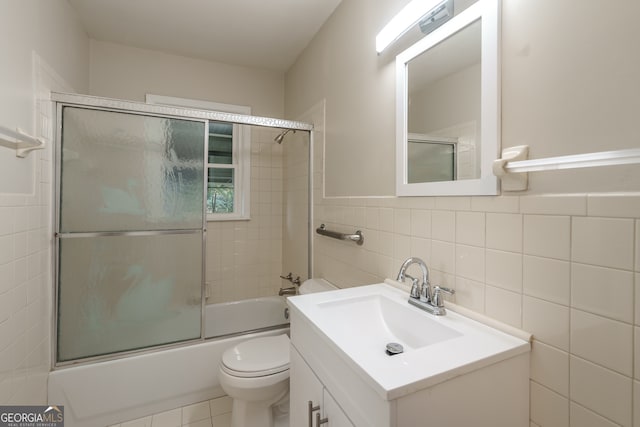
[288,282,530,427]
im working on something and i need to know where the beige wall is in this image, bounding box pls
[0,0,89,404]
[287,0,640,196]
[89,40,285,118]
[288,0,640,425]
[285,0,405,197]
[408,63,480,136]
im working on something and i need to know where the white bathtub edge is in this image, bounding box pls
[48,328,288,427]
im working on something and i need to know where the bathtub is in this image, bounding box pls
[205,295,289,337]
[48,296,290,427]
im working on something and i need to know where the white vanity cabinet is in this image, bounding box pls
[287,283,532,427]
[290,346,354,427]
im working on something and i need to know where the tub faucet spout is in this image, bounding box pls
[278,286,297,296]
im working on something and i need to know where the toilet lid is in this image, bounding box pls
[221,334,290,378]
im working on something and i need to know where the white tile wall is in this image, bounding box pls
[486,249,522,292]
[531,380,569,426]
[486,212,522,252]
[571,263,633,322]
[306,109,640,424]
[0,70,54,403]
[485,285,522,327]
[634,381,640,427]
[570,356,632,426]
[432,210,455,242]
[572,217,635,270]
[523,255,570,305]
[523,296,570,351]
[455,211,485,247]
[523,215,571,260]
[570,402,620,427]
[531,340,569,396]
[206,128,284,303]
[313,139,640,426]
[570,309,632,376]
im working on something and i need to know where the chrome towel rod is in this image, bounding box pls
[316,224,364,246]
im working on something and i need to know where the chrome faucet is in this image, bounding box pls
[278,272,301,296]
[278,286,297,296]
[397,257,455,315]
[397,257,431,302]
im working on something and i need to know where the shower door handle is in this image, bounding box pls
[308,401,320,427]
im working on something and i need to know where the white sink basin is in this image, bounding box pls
[317,293,461,352]
[288,282,530,400]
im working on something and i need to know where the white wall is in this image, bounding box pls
[285,0,406,197]
[286,0,640,196]
[0,0,89,404]
[287,0,640,425]
[89,40,285,118]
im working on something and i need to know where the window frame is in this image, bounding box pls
[145,94,251,221]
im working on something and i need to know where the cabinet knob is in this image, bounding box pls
[308,401,320,427]
[316,412,329,426]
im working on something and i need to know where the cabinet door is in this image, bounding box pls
[323,389,355,427]
[290,347,324,427]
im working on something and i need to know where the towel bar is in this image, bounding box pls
[0,126,45,158]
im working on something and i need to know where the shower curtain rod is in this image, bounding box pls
[51,92,314,131]
[0,125,45,158]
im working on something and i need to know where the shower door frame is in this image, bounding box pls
[51,92,315,368]
[53,96,209,367]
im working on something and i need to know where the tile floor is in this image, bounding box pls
[108,396,233,427]
[108,396,290,427]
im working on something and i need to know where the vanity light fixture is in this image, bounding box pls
[376,0,453,53]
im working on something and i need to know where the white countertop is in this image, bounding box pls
[288,282,531,400]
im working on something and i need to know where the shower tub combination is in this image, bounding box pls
[48,297,289,427]
[49,94,312,427]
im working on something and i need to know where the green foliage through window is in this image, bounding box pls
[207,167,234,214]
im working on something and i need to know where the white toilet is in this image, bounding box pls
[218,278,337,427]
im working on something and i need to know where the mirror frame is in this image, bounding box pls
[395,0,500,196]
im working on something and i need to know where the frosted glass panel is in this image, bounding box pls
[57,233,202,362]
[408,141,455,183]
[60,107,205,232]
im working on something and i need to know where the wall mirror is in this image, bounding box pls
[396,0,500,196]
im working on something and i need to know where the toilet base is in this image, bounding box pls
[230,388,288,427]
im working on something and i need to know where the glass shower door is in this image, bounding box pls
[56,105,206,363]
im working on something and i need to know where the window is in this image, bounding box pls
[146,95,251,220]
[206,120,250,219]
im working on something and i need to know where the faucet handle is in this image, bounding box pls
[431,286,455,308]
[404,274,421,299]
[280,272,293,281]
[419,280,431,303]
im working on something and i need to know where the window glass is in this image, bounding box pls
[208,122,233,164]
[207,168,234,214]
[144,95,251,220]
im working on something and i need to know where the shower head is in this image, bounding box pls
[274,129,296,144]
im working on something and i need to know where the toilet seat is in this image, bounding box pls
[221,334,290,378]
